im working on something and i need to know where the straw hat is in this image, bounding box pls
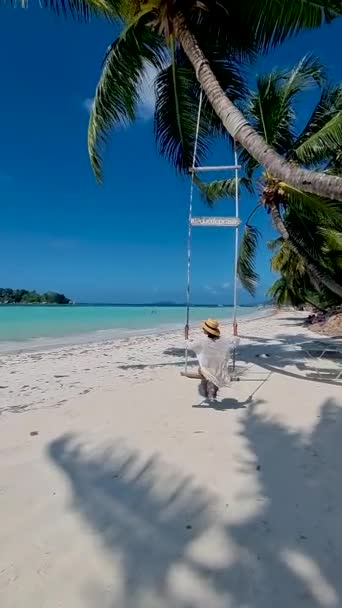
[201,318,220,337]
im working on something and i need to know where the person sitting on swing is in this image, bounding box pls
[191,319,230,401]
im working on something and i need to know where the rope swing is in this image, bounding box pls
[183,89,241,378]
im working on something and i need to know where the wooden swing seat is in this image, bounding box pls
[180,370,202,379]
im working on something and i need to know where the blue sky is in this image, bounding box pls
[0,8,341,304]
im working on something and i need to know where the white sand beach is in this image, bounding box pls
[0,311,341,608]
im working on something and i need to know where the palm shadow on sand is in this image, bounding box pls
[48,397,342,607]
[161,319,342,387]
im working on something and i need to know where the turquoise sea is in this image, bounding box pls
[0,305,263,352]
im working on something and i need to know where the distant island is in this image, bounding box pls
[0,288,71,305]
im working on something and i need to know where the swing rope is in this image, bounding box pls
[184,89,204,373]
[183,93,240,378]
[232,138,239,337]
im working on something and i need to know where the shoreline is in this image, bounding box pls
[1,309,327,420]
[0,306,273,355]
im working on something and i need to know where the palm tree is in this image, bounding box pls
[268,239,322,309]
[268,276,307,308]
[267,236,341,309]
[195,56,342,298]
[8,0,342,199]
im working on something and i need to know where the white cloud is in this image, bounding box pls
[82,97,94,114]
[81,63,159,124]
[221,282,230,289]
[204,285,218,295]
[137,63,159,121]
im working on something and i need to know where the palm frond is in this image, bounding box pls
[154,45,246,172]
[292,84,342,160]
[191,21,251,100]
[241,0,341,49]
[194,176,253,206]
[199,50,249,140]
[180,0,341,57]
[88,18,166,180]
[267,277,303,307]
[244,55,325,155]
[4,0,119,19]
[154,62,211,172]
[267,221,342,307]
[237,224,261,295]
[238,147,260,179]
[319,227,342,250]
[294,110,342,165]
[318,227,342,271]
[281,182,342,229]
[186,2,258,62]
[284,210,324,263]
[283,199,342,286]
[267,237,283,251]
[325,150,342,176]
[280,53,326,98]
[270,240,306,276]
[244,70,292,152]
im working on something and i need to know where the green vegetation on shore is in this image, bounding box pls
[0,289,71,305]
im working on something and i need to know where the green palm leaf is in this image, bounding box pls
[267,277,303,307]
[267,224,342,308]
[242,0,341,48]
[318,227,342,272]
[6,0,342,38]
[269,240,306,276]
[292,84,342,160]
[284,209,325,263]
[237,147,260,180]
[325,150,342,176]
[244,55,325,153]
[237,224,261,295]
[246,72,295,152]
[294,111,342,165]
[154,45,246,172]
[237,55,326,178]
[186,2,258,61]
[154,62,211,172]
[267,237,283,252]
[4,0,118,19]
[279,53,326,98]
[194,176,253,206]
[197,46,249,138]
[320,227,342,250]
[281,182,342,229]
[88,18,166,180]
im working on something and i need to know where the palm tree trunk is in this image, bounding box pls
[173,14,342,202]
[304,297,327,313]
[270,204,342,298]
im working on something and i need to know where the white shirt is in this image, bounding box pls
[191,337,233,387]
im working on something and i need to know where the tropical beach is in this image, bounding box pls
[1,0,342,606]
[0,310,342,608]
